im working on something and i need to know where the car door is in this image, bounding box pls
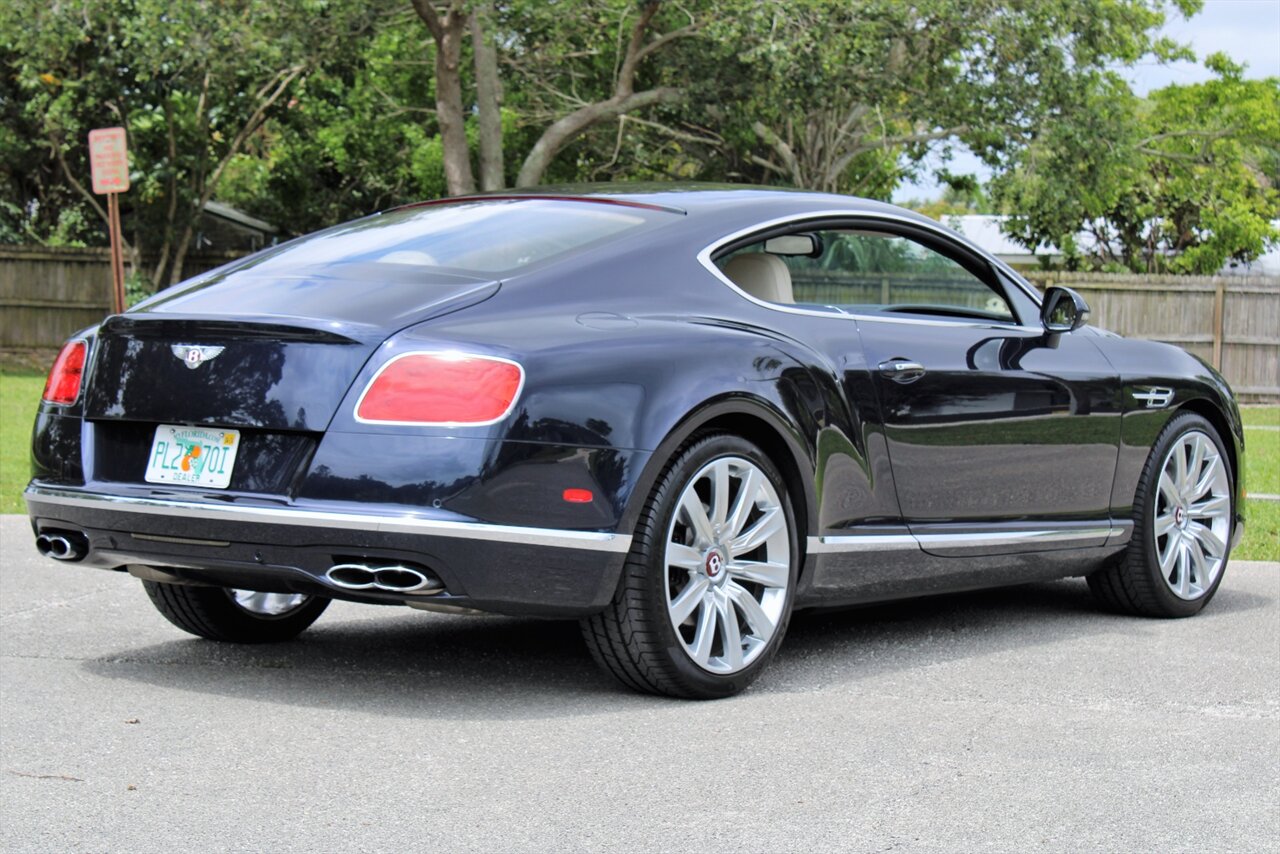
[827,221,1122,555]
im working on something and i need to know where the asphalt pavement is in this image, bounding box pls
[2,514,1277,852]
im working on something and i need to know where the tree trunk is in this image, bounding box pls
[517,88,682,187]
[471,4,504,191]
[168,219,195,286]
[412,1,475,196]
[164,65,304,286]
[435,17,474,195]
[151,98,180,288]
[515,2,697,187]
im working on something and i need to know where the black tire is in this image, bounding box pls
[143,581,329,642]
[1087,412,1234,618]
[581,433,800,699]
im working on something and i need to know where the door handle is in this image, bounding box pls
[878,359,926,383]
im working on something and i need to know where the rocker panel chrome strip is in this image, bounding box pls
[808,525,1120,553]
[24,486,632,554]
[806,533,917,554]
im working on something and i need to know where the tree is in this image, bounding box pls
[409,0,475,194]
[7,0,1265,286]
[407,0,700,194]
[992,55,1280,273]
[1,0,385,284]
[900,175,997,221]
[506,1,699,187]
[682,0,1203,198]
[216,18,449,235]
[0,42,100,246]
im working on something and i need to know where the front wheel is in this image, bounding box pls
[143,580,329,642]
[582,433,799,699]
[1088,412,1235,617]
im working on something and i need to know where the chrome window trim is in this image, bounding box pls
[24,486,632,554]
[696,210,1044,329]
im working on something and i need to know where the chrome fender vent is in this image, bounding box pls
[1132,386,1174,409]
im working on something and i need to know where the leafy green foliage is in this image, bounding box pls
[993,56,1280,272]
[671,0,1201,197]
[1,0,391,285]
[2,0,1272,282]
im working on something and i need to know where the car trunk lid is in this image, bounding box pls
[83,263,499,432]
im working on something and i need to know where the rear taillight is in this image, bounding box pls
[42,340,88,405]
[355,351,524,426]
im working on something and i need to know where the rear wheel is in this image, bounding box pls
[1088,412,1234,617]
[581,433,799,699]
[143,580,329,642]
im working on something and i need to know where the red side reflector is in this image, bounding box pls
[562,488,594,504]
[42,340,87,405]
[355,352,524,425]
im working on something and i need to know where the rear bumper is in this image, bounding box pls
[24,484,631,617]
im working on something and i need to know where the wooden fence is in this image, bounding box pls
[2,246,1277,399]
[0,245,243,350]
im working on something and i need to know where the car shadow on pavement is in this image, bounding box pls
[79,576,1271,720]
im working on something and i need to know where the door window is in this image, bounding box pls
[718,228,1014,323]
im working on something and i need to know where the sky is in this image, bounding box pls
[891,0,1280,201]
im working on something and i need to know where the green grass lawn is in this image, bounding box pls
[1240,405,1279,429]
[1,368,1276,559]
[1239,406,1279,561]
[0,372,42,514]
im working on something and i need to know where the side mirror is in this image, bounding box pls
[1041,286,1089,333]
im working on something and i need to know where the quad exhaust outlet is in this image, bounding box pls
[36,532,89,562]
[325,563,443,594]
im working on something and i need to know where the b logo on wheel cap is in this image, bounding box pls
[705,551,724,577]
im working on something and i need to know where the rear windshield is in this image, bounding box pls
[237,198,670,276]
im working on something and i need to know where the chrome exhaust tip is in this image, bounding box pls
[325,563,443,594]
[35,532,88,562]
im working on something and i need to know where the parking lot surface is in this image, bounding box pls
[2,514,1277,852]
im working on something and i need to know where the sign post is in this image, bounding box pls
[88,127,130,314]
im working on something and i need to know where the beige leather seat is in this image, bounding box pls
[722,253,794,305]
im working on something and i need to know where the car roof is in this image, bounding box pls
[399,182,941,229]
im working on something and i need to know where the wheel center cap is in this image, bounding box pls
[1174,505,1187,528]
[704,547,727,580]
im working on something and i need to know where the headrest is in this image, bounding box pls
[721,253,794,305]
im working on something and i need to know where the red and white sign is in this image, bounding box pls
[88,127,129,194]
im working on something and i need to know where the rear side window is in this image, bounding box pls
[719,228,1014,323]
[239,199,669,276]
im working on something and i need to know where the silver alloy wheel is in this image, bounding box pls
[1154,430,1231,600]
[229,589,311,617]
[665,456,791,674]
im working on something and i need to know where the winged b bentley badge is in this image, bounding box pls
[172,344,225,370]
[1132,386,1174,409]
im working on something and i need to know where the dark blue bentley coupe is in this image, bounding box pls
[25,186,1245,698]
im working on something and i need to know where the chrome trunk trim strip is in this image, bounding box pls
[24,486,633,554]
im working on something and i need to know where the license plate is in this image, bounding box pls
[144,424,240,489]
